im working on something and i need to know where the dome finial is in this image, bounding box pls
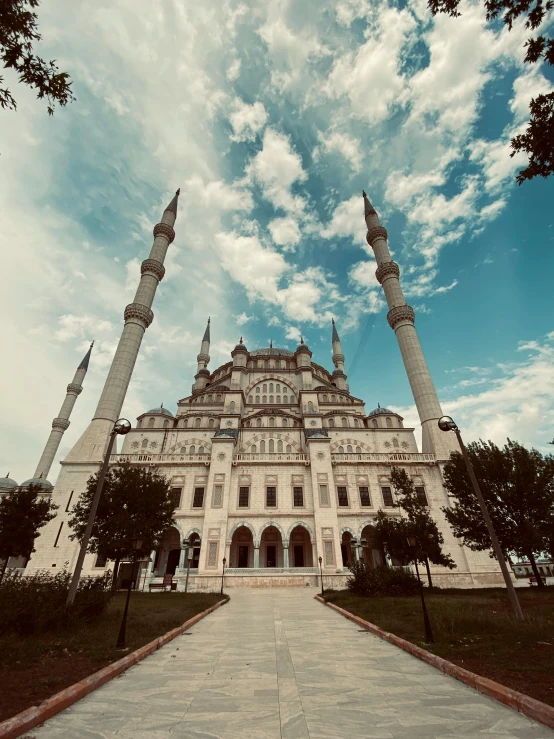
[300,335,304,344]
[270,339,273,348]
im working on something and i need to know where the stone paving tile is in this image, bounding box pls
[29,587,554,738]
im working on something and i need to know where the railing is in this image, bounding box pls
[226,567,318,575]
[331,452,436,464]
[234,453,309,463]
[110,453,211,464]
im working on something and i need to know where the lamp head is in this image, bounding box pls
[187,549,194,560]
[406,535,417,548]
[132,536,144,550]
[438,415,457,432]
[318,556,322,564]
[223,557,227,565]
[114,418,132,435]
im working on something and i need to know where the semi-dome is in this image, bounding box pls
[367,403,395,416]
[250,348,294,357]
[0,475,18,491]
[144,406,174,418]
[20,477,53,491]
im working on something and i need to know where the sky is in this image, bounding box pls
[1,0,554,485]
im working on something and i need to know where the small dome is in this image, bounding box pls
[144,406,174,418]
[20,477,53,491]
[0,475,18,491]
[250,348,294,357]
[367,404,394,416]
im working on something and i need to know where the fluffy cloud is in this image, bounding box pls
[229,100,269,142]
[314,130,362,174]
[268,216,302,248]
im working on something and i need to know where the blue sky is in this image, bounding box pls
[1,0,553,484]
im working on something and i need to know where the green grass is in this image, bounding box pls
[0,592,226,723]
[324,587,554,707]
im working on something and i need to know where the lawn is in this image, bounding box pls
[0,591,226,724]
[323,587,554,708]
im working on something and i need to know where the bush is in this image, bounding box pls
[0,569,112,636]
[346,563,421,597]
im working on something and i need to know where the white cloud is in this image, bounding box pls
[234,312,254,326]
[227,58,241,81]
[319,194,367,246]
[229,100,269,142]
[268,216,301,248]
[285,325,301,341]
[348,260,379,290]
[314,130,362,173]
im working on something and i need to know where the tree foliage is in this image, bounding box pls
[1,0,74,115]
[442,439,554,585]
[373,467,456,577]
[428,0,554,183]
[0,484,57,581]
[67,465,177,583]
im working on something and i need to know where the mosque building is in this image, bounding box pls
[7,190,503,589]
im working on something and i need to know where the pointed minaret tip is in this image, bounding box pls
[164,188,180,216]
[363,190,377,217]
[202,317,211,343]
[78,341,94,371]
[332,318,340,344]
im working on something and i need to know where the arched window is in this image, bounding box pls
[199,446,205,454]
[229,401,235,412]
[216,394,221,402]
[264,360,269,369]
[251,444,257,453]
[269,383,274,393]
[207,395,212,402]
[137,419,142,428]
[256,418,262,427]
[276,395,281,403]
[269,418,275,427]
[209,419,214,428]
[354,418,359,427]
[183,418,188,428]
[269,439,274,452]
[322,394,328,402]
[386,417,393,428]
[372,419,378,428]
[256,395,260,404]
[341,417,348,427]
[195,418,201,428]
[283,394,288,403]
[329,418,335,427]
[190,444,195,454]
[338,446,344,453]
[308,401,314,412]
[286,444,292,452]
[180,446,186,454]
[260,440,266,453]
[269,395,274,403]
[392,438,399,448]
[163,420,169,428]
[331,395,336,402]
[148,417,155,428]
[263,395,267,403]
[398,418,402,427]
[347,444,353,453]
[276,383,280,392]
[277,440,283,452]
[356,446,362,453]
[282,418,287,427]
[275,361,280,369]
[249,395,253,403]
[263,384,267,393]
[142,438,148,448]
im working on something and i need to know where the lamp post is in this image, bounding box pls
[221,557,226,595]
[67,419,131,605]
[116,536,143,650]
[438,416,524,621]
[185,542,194,594]
[318,556,324,596]
[350,537,358,565]
[406,535,434,643]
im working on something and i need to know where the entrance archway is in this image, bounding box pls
[289,525,313,567]
[341,531,354,567]
[229,525,254,568]
[260,525,283,567]
[360,525,385,569]
[153,526,181,575]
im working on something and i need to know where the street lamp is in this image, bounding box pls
[116,536,144,651]
[318,556,324,596]
[221,557,226,595]
[350,537,358,566]
[67,418,131,605]
[406,535,434,643]
[438,416,524,620]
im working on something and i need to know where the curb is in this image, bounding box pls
[0,597,228,739]
[315,595,554,731]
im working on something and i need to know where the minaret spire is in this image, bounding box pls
[65,188,180,463]
[33,342,94,479]
[194,317,212,391]
[362,193,456,459]
[331,318,347,391]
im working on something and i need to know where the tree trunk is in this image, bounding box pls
[527,551,544,588]
[424,557,433,588]
[0,555,9,584]
[111,557,121,591]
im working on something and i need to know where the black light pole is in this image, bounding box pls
[318,556,324,596]
[407,536,434,643]
[116,536,143,651]
[221,557,226,595]
[438,416,524,620]
[66,418,131,605]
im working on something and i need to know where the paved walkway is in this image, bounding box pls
[29,588,553,738]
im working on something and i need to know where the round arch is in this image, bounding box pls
[167,439,212,453]
[184,527,203,542]
[257,520,286,546]
[330,439,371,453]
[287,521,314,542]
[358,520,377,539]
[244,375,299,400]
[339,526,356,539]
[240,433,302,453]
[227,521,256,543]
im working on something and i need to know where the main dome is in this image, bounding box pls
[145,406,174,417]
[0,476,18,491]
[250,348,294,357]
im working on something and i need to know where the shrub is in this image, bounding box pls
[347,563,421,597]
[0,569,112,636]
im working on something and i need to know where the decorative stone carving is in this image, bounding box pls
[141,258,165,282]
[316,452,325,460]
[153,222,175,244]
[132,441,139,449]
[217,453,226,461]
[366,226,388,247]
[384,441,391,448]
[375,261,400,284]
[310,421,317,426]
[124,302,154,328]
[66,383,83,395]
[387,304,415,330]
[52,417,70,430]
[401,441,409,449]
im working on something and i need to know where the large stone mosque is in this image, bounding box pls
[3,190,503,590]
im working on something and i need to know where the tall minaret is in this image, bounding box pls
[193,318,211,392]
[362,191,457,459]
[33,342,94,480]
[66,189,180,462]
[331,318,348,391]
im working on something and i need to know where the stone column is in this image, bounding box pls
[283,542,289,569]
[253,546,260,569]
[178,548,186,571]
